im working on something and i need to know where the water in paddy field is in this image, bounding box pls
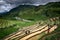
[0,0,60,13]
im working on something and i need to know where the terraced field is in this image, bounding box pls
[3,22,47,40]
[0,2,60,40]
[4,23,58,40]
[0,19,35,39]
[38,18,60,40]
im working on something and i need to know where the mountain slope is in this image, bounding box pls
[0,2,60,39]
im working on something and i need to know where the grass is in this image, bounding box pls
[38,23,60,40]
[0,19,20,28]
[44,33,60,40]
[38,32,46,40]
[0,2,60,39]
[0,20,35,39]
[0,26,18,39]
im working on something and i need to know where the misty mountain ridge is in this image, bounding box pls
[0,0,60,13]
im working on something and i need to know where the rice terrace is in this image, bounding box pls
[0,0,60,40]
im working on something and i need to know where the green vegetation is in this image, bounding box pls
[45,33,60,40]
[0,21,35,39]
[39,24,60,40]
[0,2,60,39]
[0,20,35,39]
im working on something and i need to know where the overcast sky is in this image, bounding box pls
[0,0,60,13]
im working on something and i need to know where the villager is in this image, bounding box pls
[47,24,51,33]
[25,30,30,35]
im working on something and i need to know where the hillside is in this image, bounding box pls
[0,2,60,39]
[0,2,60,20]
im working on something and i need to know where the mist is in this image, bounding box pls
[0,0,60,13]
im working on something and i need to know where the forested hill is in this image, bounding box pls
[0,2,60,20]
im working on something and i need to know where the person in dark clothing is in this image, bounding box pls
[25,30,30,35]
[47,24,51,33]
